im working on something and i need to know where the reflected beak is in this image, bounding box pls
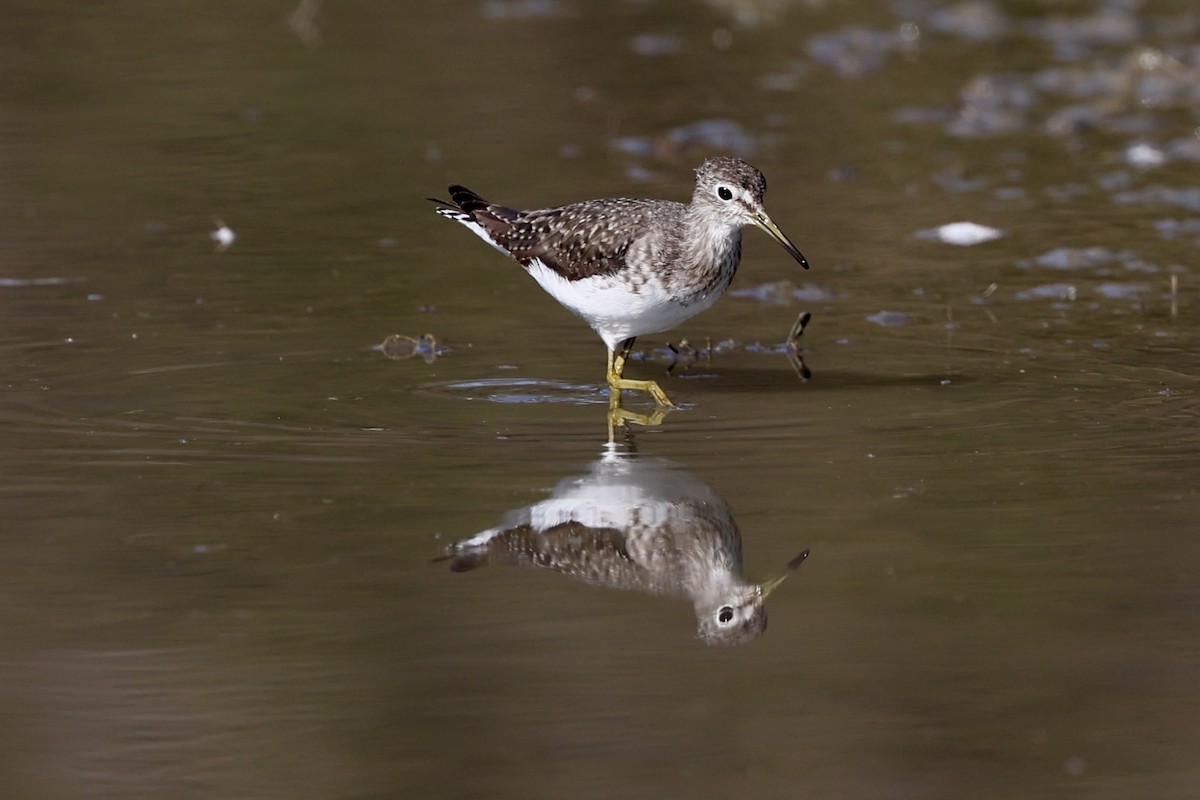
[753,212,810,270]
[760,549,810,598]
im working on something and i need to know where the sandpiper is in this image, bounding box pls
[431,157,809,407]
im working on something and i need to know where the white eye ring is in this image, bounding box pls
[717,186,733,201]
[717,606,734,624]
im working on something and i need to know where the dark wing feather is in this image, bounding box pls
[447,185,491,214]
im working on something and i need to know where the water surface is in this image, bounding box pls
[3,1,1199,798]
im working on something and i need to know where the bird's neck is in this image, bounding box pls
[680,206,743,276]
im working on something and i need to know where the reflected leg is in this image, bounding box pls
[607,391,668,442]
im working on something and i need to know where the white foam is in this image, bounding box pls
[922,221,1003,246]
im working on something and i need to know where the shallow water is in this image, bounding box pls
[3,1,1200,798]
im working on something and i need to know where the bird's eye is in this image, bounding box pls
[717,186,733,201]
[718,606,734,624]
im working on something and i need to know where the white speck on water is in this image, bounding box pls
[87,293,103,301]
[1125,142,1165,168]
[918,221,1003,245]
[211,220,236,249]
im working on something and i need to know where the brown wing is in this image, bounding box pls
[444,521,639,582]
[510,198,683,281]
[436,188,683,282]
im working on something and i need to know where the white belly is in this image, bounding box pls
[526,259,721,350]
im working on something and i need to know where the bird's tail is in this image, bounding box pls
[426,185,491,215]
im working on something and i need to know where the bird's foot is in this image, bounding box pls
[607,377,676,409]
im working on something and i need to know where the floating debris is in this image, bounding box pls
[610,119,761,165]
[1035,7,1142,58]
[665,338,714,374]
[1167,137,1200,163]
[925,0,1009,41]
[379,333,444,364]
[1154,218,1200,243]
[210,218,236,251]
[786,311,812,381]
[665,119,758,157]
[787,310,812,345]
[729,279,835,304]
[867,310,913,327]
[792,283,836,302]
[807,26,909,78]
[1094,282,1150,300]
[1022,246,1134,271]
[932,171,989,193]
[1015,283,1077,301]
[917,221,1003,246]
[1115,186,1200,212]
[946,73,1035,137]
[707,0,795,28]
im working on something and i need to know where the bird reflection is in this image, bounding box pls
[441,445,808,646]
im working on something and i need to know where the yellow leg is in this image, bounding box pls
[606,339,676,409]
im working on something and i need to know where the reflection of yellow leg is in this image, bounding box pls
[607,392,668,442]
[606,339,676,408]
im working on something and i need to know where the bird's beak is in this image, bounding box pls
[760,549,810,598]
[753,212,809,270]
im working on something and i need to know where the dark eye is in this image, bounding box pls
[718,606,734,624]
[717,186,733,201]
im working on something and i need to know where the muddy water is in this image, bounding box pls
[3,1,1199,798]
